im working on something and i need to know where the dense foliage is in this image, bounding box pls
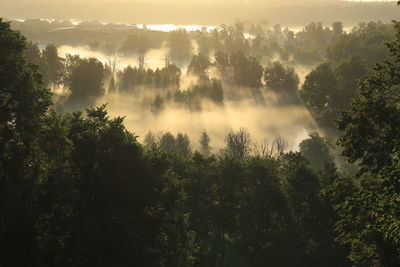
[1,17,400,267]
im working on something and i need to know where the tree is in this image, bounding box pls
[223,128,253,160]
[327,21,393,67]
[187,54,211,80]
[332,21,344,37]
[151,170,198,267]
[64,106,159,266]
[151,95,165,115]
[280,152,347,267]
[332,164,400,266]
[337,21,400,170]
[264,61,299,92]
[195,32,211,58]
[256,137,288,158]
[251,34,264,58]
[144,130,157,150]
[230,51,263,88]
[300,55,367,131]
[108,76,117,93]
[175,78,224,108]
[175,133,192,158]
[299,132,334,170]
[333,56,367,111]
[168,29,193,66]
[42,44,63,86]
[264,61,300,104]
[199,131,211,156]
[332,21,400,266]
[64,56,105,110]
[158,132,176,153]
[0,18,52,265]
[300,63,338,130]
[214,51,263,88]
[160,64,181,89]
[214,51,231,80]
[24,41,49,85]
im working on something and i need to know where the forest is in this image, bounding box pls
[1,9,400,267]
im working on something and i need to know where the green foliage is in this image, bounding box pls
[264,61,299,92]
[264,61,300,104]
[42,44,63,86]
[151,169,199,267]
[215,51,263,88]
[292,47,324,66]
[299,132,334,170]
[151,95,165,115]
[173,78,224,110]
[337,22,400,170]
[295,22,333,52]
[5,16,400,267]
[329,161,400,266]
[301,56,367,130]
[156,132,192,158]
[187,54,211,79]
[168,29,193,65]
[230,51,263,88]
[24,42,63,87]
[332,21,400,267]
[116,63,181,92]
[327,21,393,67]
[0,18,53,265]
[223,128,253,160]
[332,21,344,37]
[63,56,105,110]
[118,65,152,91]
[300,62,337,128]
[199,131,212,156]
[144,130,157,150]
[195,32,212,57]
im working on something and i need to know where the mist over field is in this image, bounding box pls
[99,88,317,151]
[52,44,317,151]
[7,7,398,161]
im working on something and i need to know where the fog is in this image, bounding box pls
[52,42,319,152]
[58,45,167,70]
[98,90,318,153]
[10,8,397,155]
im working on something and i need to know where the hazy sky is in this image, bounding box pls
[0,0,370,5]
[0,0,394,6]
[0,0,398,25]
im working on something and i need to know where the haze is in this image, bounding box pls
[1,0,398,25]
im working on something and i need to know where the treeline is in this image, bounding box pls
[23,20,394,118]
[92,20,393,68]
[13,18,394,68]
[117,64,181,92]
[299,21,393,133]
[1,18,400,267]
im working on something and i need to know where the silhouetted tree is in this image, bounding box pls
[199,131,211,156]
[42,44,63,86]
[64,56,104,109]
[299,132,333,170]
[168,29,193,66]
[223,128,253,160]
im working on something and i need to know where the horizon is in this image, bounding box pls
[1,0,398,25]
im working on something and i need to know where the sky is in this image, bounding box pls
[0,0,398,25]
[1,0,393,6]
